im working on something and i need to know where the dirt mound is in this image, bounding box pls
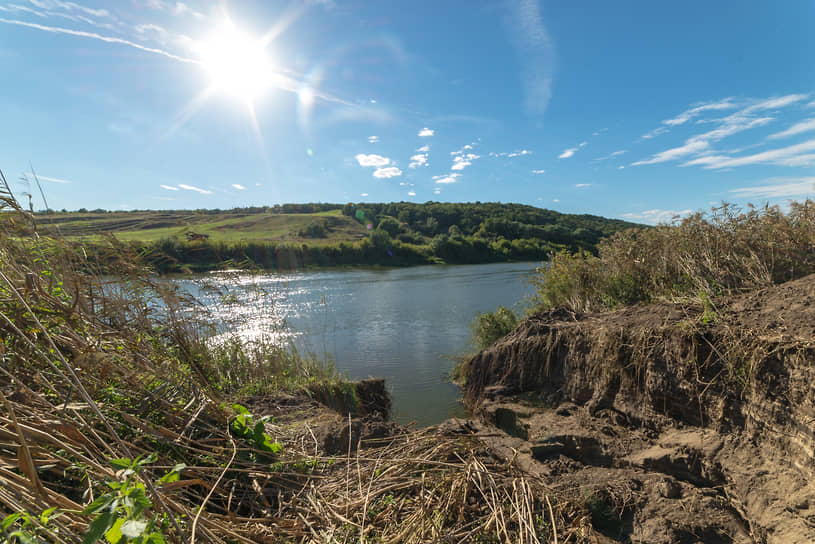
[463,273,815,543]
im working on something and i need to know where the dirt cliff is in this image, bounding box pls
[463,273,815,543]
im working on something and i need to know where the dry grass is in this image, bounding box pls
[534,201,815,312]
[1,171,589,543]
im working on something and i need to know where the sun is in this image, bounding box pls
[197,21,276,103]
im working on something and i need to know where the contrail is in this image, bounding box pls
[0,17,200,64]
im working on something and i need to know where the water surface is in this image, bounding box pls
[183,261,538,425]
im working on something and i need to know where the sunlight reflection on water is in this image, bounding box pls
[177,261,538,425]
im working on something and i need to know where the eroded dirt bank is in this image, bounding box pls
[462,274,815,543]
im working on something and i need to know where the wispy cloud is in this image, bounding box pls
[0,17,197,64]
[558,147,577,159]
[506,0,555,116]
[683,139,815,169]
[355,154,390,167]
[621,209,693,225]
[178,184,212,194]
[592,128,608,136]
[594,150,627,161]
[416,145,430,153]
[31,174,72,184]
[729,177,815,199]
[663,98,736,126]
[373,167,402,178]
[231,184,246,190]
[632,139,709,165]
[407,190,416,196]
[367,135,379,143]
[434,173,461,184]
[641,126,669,140]
[574,183,591,188]
[160,184,179,191]
[489,149,531,158]
[531,169,545,174]
[768,118,815,140]
[418,127,434,137]
[360,192,368,197]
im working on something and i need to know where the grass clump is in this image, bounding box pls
[533,201,815,312]
[471,306,519,351]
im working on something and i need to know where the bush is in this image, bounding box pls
[471,306,518,350]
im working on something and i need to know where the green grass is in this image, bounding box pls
[40,209,370,245]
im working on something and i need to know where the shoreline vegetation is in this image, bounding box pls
[23,201,640,273]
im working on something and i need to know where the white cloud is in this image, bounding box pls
[579,141,587,147]
[663,98,736,126]
[682,139,815,169]
[407,190,416,196]
[743,94,809,113]
[368,135,379,143]
[553,198,559,202]
[433,188,441,194]
[508,149,530,157]
[355,154,390,167]
[594,150,627,161]
[531,169,545,174]
[416,145,430,152]
[160,184,179,191]
[178,184,213,195]
[632,139,709,165]
[434,173,461,184]
[619,165,625,169]
[641,126,669,140]
[450,153,480,171]
[463,144,473,150]
[360,193,368,197]
[621,209,693,225]
[558,148,577,159]
[574,183,591,188]
[768,118,815,140]
[592,128,608,136]
[729,177,815,199]
[373,167,402,178]
[409,154,428,168]
[418,127,434,137]
[232,184,246,190]
[0,17,196,64]
[31,174,72,184]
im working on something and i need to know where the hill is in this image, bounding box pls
[30,202,642,272]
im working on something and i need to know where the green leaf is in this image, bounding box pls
[1,513,23,531]
[231,403,250,416]
[120,520,147,539]
[39,507,60,525]
[83,512,115,544]
[82,494,115,515]
[144,532,166,544]
[158,464,185,484]
[104,518,124,544]
[108,458,133,470]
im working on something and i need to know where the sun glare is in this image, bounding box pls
[197,22,275,103]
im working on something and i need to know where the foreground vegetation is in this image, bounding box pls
[28,202,640,272]
[1,174,597,542]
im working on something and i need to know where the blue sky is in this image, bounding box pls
[0,0,813,223]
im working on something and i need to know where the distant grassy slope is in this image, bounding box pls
[29,202,643,271]
[40,208,369,244]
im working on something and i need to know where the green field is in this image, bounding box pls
[38,208,370,244]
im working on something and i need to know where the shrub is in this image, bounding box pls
[471,306,518,350]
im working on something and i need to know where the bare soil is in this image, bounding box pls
[462,273,815,543]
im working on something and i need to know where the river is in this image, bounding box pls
[182,261,538,425]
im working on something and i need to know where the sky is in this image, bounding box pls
[0,0,813,223]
